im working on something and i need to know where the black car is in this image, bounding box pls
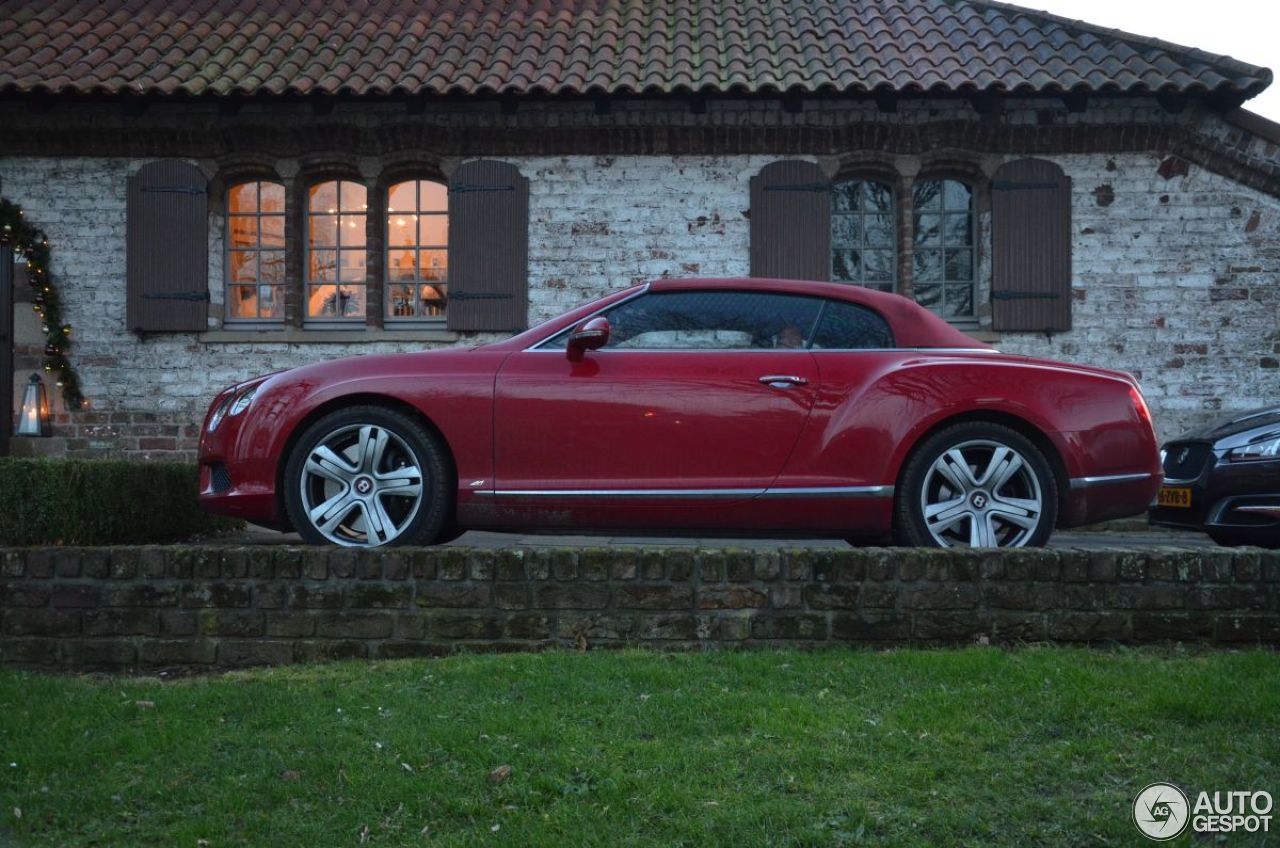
[1149,405,1280,547]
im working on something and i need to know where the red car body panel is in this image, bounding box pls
[198,278,1162,537]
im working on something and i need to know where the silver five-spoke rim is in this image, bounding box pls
[920,439,1043,548]
[300,424,425,547]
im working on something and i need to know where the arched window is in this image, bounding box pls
[386,179,448,321]
[830,178,895,292]
[306,180,367,322]
[226,180,285,321]
[912,178,975,319]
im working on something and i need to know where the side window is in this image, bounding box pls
[306,180,368,323]
[226,180,286,322]
[811,301,894,350]
[386,179,448,321]
[549,291,822,350]
[831,179,895,292]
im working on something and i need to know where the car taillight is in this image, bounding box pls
[1129,386,1152,429]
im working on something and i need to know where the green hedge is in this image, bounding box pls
[0,458,240,545]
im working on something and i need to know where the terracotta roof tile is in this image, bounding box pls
[0,0,1270,100]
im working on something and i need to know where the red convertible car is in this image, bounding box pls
[198,278,1161,548]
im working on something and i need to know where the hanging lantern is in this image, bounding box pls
[15,374,52,437]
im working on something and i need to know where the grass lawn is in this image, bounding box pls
[1,647,1277,847]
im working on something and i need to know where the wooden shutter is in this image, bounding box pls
[990,158,1072,332]
[447,160,529,332]
[749,160,831,281]
[126,160,209,333]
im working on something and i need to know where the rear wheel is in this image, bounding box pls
[283,405,452,547]
[896,422,1058,548]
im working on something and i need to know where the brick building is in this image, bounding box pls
[0,0,1277,460]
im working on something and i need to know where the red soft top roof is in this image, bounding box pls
[647,277,992,349]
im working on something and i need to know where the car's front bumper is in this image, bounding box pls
[1148,443,1280,541]
[197,399,286,529]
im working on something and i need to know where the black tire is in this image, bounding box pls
[895,421,1058,548]
[283,405,453,547]
[1208,529,1280,549]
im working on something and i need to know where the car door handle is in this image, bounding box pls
[759,375,808,388]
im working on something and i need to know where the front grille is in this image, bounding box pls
[1162,442,1211,480]
[210,463,233,493]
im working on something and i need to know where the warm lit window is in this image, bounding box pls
[226,181,285,321]
[831,179,895,292]
[306,180,367,322]
[386,180,448,321]
[913,179,975,319]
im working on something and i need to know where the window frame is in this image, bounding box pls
[384,177,449,326]
[223,179,287,327]
[303,177,370,328]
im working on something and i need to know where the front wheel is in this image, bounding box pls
[895,422,1058,549]
[283,405,453,547]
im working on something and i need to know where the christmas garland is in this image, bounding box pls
[0,197,84,409]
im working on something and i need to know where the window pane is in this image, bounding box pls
[228,251,257,283]
[259,182,285,213]
[419,214,448,246]
[229,183,257,214]
[387,181,416,213]
[420,181,448,212]
[945,249,973,283]
[864,181,893,213]
[259,250,286,285]
[309,249,337,282]
[338,249,366,282]
[603,291,822,350]
[832,181,861,213]
[865,214,894,247]
[340,181,367,212]
[832,249,860,282]
[831,214,861,247]
[863,249,894,283]
[913,181,943,211]
[811,300,894,349]
[260,215,285,249]
[419,284,447,316]
[228,285,258,319]
[943,180,973,211]
[259,285,284,319]
[229,216,258,250]
[944,284,973,318]
[308,284,365,318]
[943,213,972,247]
[388,214,417,248]
[913,213,942,247]
[914,283,941,311]
[309,214,338,248]
[309,181,338,213]
[388,284,416,317]
[388,249,417,281]
[914,249,944,283]
[419,250,447,282]
[340,215,366,249]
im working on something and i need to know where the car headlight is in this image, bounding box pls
[228,385,259,417]
[1228,435,1280,462]
[207,394,234,433]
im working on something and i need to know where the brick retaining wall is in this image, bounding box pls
[2,546,1278,671]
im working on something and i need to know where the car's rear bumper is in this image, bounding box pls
[1062,471,1163,527]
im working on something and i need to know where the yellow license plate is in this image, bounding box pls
[1157,486,1192,508]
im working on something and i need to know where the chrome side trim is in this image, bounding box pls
[759,485,894,499]
[474,485,894,499]
[1068,472,1156,490]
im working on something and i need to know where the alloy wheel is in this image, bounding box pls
[298,423,425,546]
[919,439,1044,548]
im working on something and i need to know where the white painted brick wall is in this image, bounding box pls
[1,127,1277,452]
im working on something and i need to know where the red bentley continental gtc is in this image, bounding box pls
[198,278,1162,548]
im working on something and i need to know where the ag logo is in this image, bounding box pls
[1133,783,1190,840]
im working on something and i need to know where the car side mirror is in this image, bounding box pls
[567,316,610,361]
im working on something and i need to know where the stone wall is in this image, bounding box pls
[1,97,1278,459]
[2,545,1277,672]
